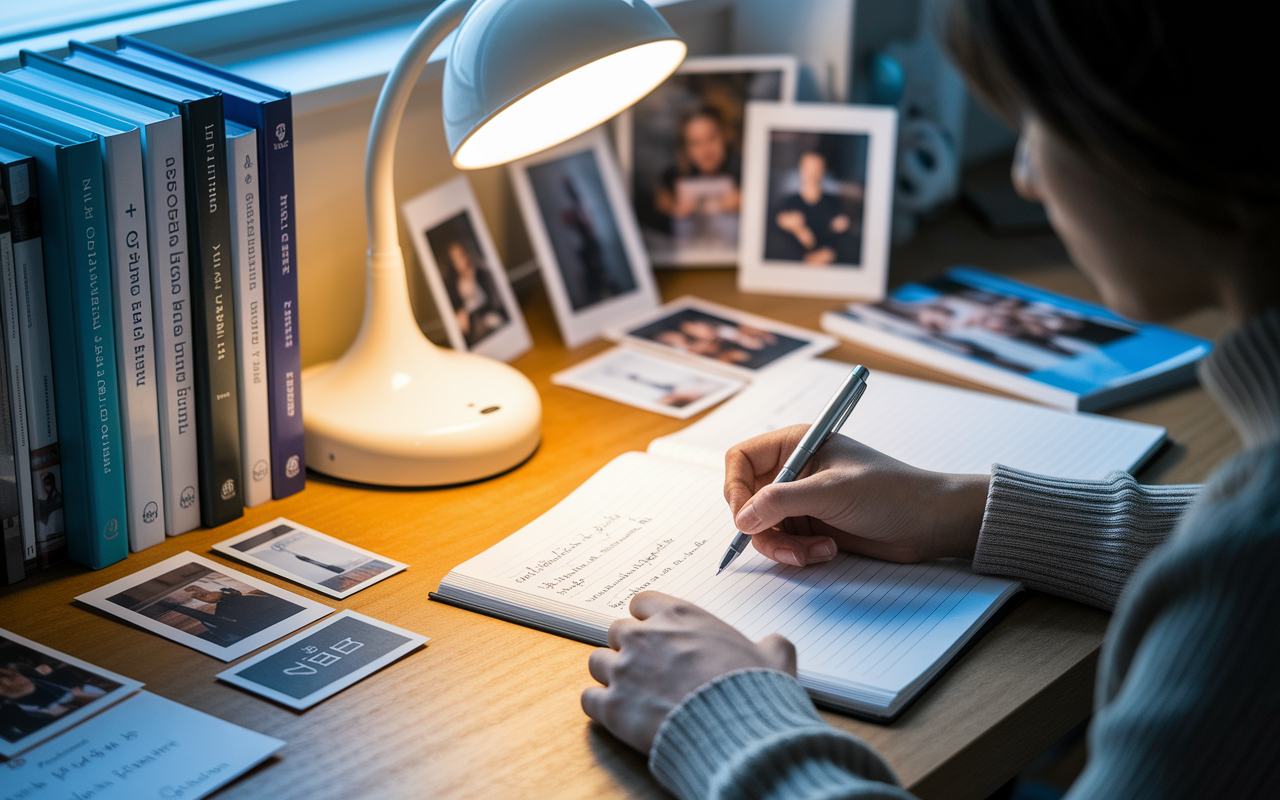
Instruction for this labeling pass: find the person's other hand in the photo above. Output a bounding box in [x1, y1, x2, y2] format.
[830, 213, 851, 233]
[582, 591, 795, 753]
[725, 425, 989, 566]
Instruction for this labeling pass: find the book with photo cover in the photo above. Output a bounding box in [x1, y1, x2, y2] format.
[821, 266, 1213, 412]
[434, 358, 1168, 720]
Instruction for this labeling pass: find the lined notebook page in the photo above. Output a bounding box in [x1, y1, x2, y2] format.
[447, 452, 1018, 704]
[648, 358, 1166, 478]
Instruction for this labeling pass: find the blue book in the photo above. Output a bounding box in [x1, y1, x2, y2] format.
[14, 51, 204, 537]
[820, 266, 1213, 412]
[0, 77, 167, 554]
[62, 41, 245, 529]
[0, 120, 129, 569]
[115, 36, 305, 500]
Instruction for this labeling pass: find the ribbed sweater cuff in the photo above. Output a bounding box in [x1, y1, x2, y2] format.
[973, 465, 1199, 610]
[650, 669, 909, 800]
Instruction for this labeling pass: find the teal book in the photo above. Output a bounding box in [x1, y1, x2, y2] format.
[0, 120, 129, 569]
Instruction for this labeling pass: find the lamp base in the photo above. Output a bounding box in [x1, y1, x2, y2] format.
[302, 341, 541, 487]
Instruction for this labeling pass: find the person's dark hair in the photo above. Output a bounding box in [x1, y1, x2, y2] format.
[945, 0, 1280, 235]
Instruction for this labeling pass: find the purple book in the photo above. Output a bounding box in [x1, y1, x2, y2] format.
[115, 36, 305, 498]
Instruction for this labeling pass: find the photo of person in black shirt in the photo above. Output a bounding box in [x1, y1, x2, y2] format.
[0, 635, 122, 747]
[763, 131, 868, 267]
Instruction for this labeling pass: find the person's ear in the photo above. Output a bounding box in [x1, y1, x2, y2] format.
[1011, 128, 1042, 202]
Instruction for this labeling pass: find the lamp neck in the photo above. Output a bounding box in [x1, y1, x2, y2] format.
[365, 0, 477, 259]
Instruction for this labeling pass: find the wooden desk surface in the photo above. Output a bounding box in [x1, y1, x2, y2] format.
[0, 212, 1237, 800]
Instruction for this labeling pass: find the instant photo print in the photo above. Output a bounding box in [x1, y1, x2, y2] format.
[0, 628, 142, 757]
[739, 102, 897, 299]
[403, 176, 532, 363]
[615, 54, 799, 267]
[604, 296, 837, 380]
[509, 127, 660, 348]
[214, 518, 408, 599]
[76, 553, 332, 661]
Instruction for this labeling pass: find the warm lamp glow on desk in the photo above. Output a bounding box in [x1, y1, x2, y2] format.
[302, 0, 686, 486]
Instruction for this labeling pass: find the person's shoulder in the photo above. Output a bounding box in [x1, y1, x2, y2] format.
[1177, 440, 1280, 553]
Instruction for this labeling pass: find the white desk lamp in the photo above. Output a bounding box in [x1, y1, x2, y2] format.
[302, 0, 686, 486]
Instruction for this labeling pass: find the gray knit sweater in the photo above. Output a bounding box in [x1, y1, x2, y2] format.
[649, 307, 1280, 800]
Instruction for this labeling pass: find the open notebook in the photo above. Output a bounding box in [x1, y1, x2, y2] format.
[434, 359, 1167, 720]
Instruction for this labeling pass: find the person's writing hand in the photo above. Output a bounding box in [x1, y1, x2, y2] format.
[775, 210, 816, 249]
[724, 425, 989, 567]
[581, 591, 795, 753]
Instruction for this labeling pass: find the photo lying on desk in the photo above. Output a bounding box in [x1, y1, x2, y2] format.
[853, 272, 1139, 374]
[605, 296, 837, 379]
[0, 628, 142, 757]
[614, 54, 798, 267]
[510, 127, 660, 348]
[216, 611, 428, 711]
[552, 348, 746, 419]
[213, 517, 408, 600]
[76, 553, 332, 661]
[402, 176, 531, 363]
[739, 103, 897, 300]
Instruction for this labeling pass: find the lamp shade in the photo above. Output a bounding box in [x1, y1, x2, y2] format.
[444, 0, 685, 168]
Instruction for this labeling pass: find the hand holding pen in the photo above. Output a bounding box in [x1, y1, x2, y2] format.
[720, 368, 992, 570]
[716, 366, 870, 574]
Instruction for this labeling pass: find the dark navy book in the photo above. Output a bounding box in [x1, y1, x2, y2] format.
[115, 36, 305, 500]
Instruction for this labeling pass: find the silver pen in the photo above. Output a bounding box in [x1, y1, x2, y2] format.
[716, 365, 870, 575]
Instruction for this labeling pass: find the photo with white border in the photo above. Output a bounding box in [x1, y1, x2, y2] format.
[614, 54, 799, 267]
[552, 347, 745, 419]
[213, 517, 408, 600]
[739, 102, 897, 299]
[216, 611, 428, 710]
[509, 127, 660, 348]
[605, 295, 837, 379]
[0, 628, 142, 757]
[76, 553, 332, 662]
[402, 176, 532, 363]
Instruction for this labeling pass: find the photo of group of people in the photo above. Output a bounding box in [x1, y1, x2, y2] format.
[856, 275, 1138, 374]
[629, 308, 808, 371]
[0, 630, 138, 756]
[620, 56, 796, 265]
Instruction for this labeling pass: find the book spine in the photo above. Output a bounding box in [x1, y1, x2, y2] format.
[4, 158, 66, 568]
[257, 98, 305, 498]
[49, 143, 129, 569]
[181, 95, 243, 527]
[0, 311, 21, 583]
[145, 118, 201, 536]
[0, 188, 36, 571]
[227, 128, 271, 506]
[103, 130, 165, 551]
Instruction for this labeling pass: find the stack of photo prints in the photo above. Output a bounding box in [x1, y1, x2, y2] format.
[401, 54, 898, 417]
[2, 520, 422, 799]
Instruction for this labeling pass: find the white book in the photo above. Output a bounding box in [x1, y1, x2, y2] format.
[0, 217, 35, 567]
[3, 159, 65, 568]
[226, 123, 271, 506]
[143, 118, 201, 535]
[100, 125, 166, 551]
[435, 358, 1168, 720]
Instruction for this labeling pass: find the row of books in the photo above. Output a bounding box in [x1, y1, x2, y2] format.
[0, 38, 306, 579]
